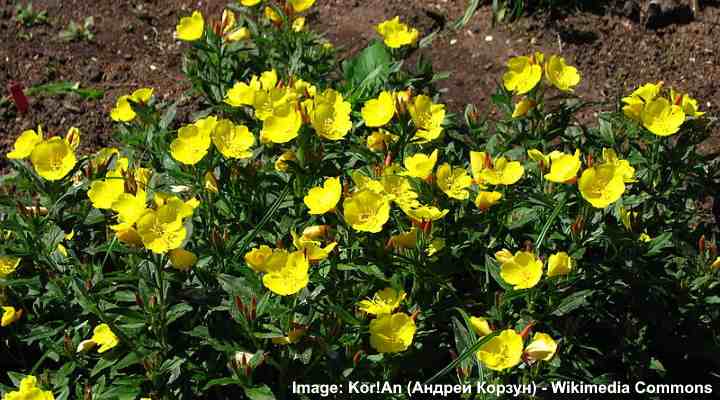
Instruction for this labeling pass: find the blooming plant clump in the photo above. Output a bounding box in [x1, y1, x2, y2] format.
[1, 1, 719, 399]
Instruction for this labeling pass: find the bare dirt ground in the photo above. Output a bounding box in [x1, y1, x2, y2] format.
[0, 0, 718, 169]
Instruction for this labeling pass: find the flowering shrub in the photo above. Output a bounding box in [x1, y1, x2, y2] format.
[2, 1, 719, 399]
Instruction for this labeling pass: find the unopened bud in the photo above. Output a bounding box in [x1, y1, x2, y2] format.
[699, 235, 706, 253]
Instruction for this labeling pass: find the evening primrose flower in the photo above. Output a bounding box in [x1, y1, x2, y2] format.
[578, 164, 625, 208]
[403, 149, 438, 179]
[499, 250, 543, 290]
[641, 97, 685, 137]
[544, 149, 581, 183]
[264, 6, 281, 23]
[401, 204, 448, 222]
[290, 230, 337, 262]
[262, 250, 310, 296]
[544, 55, 581, 92]
[408, 95, 445, 142]
[547, 251, 572, 277]
[376, 17, 419, 49]
[710, 257, 720, 270]
[288, 0, 316, 12]
[111, 189, 148, 227]
[672, 90, 704, 117]
[621, 82, 663, 121]
[436, 163, 472, 200]
[244, 245, 275, 273]
[176, 11, 204, 41]
[476, 329, 523, 371]
[469, 316, 493, 337]
[292, 17, 305, 32]
[1, 306, 22, 327]
[426, 238, 445, 256]
[362, 91, 395, 128]
[275, 150, 296, 172]
[135, 198, 192, 254]
[240, 0, 261, 6]
[6, 127, 42, 159]
[77, 323, 119, 353]
[211, 119, 255, 159]
[474, 191, 503, 211]
[308, 89, 352, 140]
[619, 207, 637, 231]
[272, 327, 306, 345]
[304, 177, 342, 215]
[2, 375, 54, 400]
[503, 52, 543, 95]
[358, 287, 406, 315]
[369, 312, 416, 353]
[524, 332, 557, 362]
[367, 130, 388, 152]
[602, 148, 635, 183]
[639, 232, 652, 242]
[30, 137, 76, 181]
[0, 256, 20, 278]
[169, 248, 197, 271]
[480, 156, 524, 186]
[261, 103, 302, 143]
[87, 158, 128, 209]
[512, 98, 536, 118]
[344, 190, 391, 233]
[170, 116, 217, 165]
[390, 228, 418, 249]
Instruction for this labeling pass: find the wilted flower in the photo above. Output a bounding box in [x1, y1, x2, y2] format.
[169, 248, 197, 271]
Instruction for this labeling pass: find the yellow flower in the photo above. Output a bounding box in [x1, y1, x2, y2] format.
[110, 96, 135, 122]
[260, 103, 302, 144]
[512, 98, 536, 118]
[403, 149, 438, 179]
[578, 164, 625, 208]
[135, 204, 188, 254]
[1, 306, 22, 327]
[400, 204, 448, 222]
[622, 82, 663, 121]
[469, 316, 492, 337]
[480, 156, 524, 186]
[619, 207, 636, 231]
[469, 151, 490, 184]
[262, 251, 310, 296]
[308, 89, 352, 141]
[503, 52, 543, 95]
[290, 230, 337, 262]
[474, 191, 502, 211]
[0, 256, 21, 278]
[343, 190, 391, 233]
[272, 327, 307, 345]
[304, 177, 342, 215]
[244, 245, 275, 273]
[710, 257, 720, 270]
[675, 91, 704, 117]
[367, 130, 388, 152]
[78, 323, 119, 353]
[547, 251, 572, 277]
[639, 232, 652, 242]
[476, 329, 523, 371]
[176, 11, 204, 41]
[111, 190, 148, 227]
[292, 17, 305, 32]
[369, 312, 416, 353]
[436, 163, 472, 200]
[494, 249, 514, 264]
[211, 119, 255, 159]
[171, 117, 217, 165]
[30, 137, 76, 181]
[264, 6, 281, 23]
[602, 148, 635, 183]
[204, 171, 219, 193]
[2, 375, 54, 400]
[275, 150, 296, 172]
[7, 128, 42, 159]
[376, 17, 419, 49]
[87, 158, 128, 209]
[641, 97, 685, 137]
[358, 287, 406, 315]
[115, 227, 143, 247]
[524, 332, 557, 362]
[408, 95, 445, 143]
[129, 87, 154, 104]
[64, 127, 81, 151]
[288, 0, 316, 12]
[499, 250, 543, 290]
[169, 248, 197, 271]
[544, 55, 580, 92]
[241, 0, 261, 6]
[362, 91, 395, 128]
[390, 228, 418, 249]
[544, 149, 581, 183]
[227, 26, 250, 41]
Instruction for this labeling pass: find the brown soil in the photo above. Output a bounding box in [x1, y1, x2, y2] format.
[1, 0, 719, 170]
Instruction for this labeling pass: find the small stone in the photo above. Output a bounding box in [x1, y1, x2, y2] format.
[485, 35, 493, 42]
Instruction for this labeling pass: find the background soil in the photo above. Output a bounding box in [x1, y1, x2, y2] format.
[0, 0, 719, 169]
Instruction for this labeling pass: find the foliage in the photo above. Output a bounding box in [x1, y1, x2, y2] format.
[1, 1, 719, 399]
[59, 17, 95, 43]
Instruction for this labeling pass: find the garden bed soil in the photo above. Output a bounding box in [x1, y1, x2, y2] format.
[1, 0, 719, 170]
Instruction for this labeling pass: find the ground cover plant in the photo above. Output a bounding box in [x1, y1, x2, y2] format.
[1, 1, 719, 399]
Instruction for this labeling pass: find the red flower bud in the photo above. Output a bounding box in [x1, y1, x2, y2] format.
[8, 81, 29, 114]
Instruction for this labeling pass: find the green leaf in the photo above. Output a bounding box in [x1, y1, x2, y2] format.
[552, 289, 594, 316]
[244, 385, 277, 400]
[342, 40, 392, 88]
